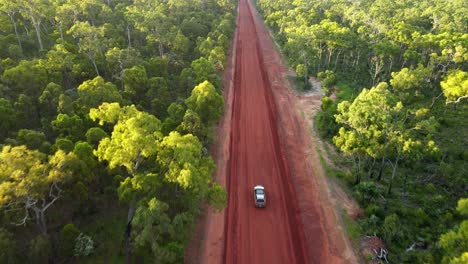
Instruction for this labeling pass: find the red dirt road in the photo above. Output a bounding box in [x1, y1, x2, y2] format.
[223, 0, 309, 263]
[189, 0, 359, 263]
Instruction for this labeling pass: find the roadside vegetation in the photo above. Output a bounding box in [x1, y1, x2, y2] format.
[255, 0, 467, 263]
[0, 0, 236, 263]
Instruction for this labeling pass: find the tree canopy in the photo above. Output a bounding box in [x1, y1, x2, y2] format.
[0, 0, 235, 262]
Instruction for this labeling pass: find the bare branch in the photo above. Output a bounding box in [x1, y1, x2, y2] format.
[42, 182, 62, 212]
[11, 205, 29, 226]
[446, 95, 468, 105]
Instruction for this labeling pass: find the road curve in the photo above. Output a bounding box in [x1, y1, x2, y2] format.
[223, 0, 309, 263]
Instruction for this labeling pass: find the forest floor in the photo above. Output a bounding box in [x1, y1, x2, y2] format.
[186, 0, 359, 263]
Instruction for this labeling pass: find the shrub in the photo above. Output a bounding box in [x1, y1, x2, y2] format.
[0, 228, 16, 263]
[382, 214, 401, 243]
[29, 234, 51, 264]
[317, 70, 337, 96]
[354, 181, 379, 206]
[61, 223, 81, 258]
[74, 233, 94, 257]
[315, 97, 338, 138]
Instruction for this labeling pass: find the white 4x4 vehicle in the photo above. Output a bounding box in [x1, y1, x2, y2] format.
[253, 185, 266, 208]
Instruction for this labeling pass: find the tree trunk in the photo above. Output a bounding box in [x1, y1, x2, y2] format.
[158, 41, 164, 57]
[124, 151, 144, 263]
[403, 173, 409, 196]
[387, 59, 393, 79]
[354, 51, 360, 73]
[125, 198, 137, 264]
[355, 156, 362, 185]
[30, 16, 43, 51]
[88, 55, 100, 76]
[9, 13, 23, 54]
[33, 207, 47, 234]
[302, 47, 308, 86]
[327, 49, 333, 69]
[378, 156, 385, 181]
[369, 157, 376, 179]
[333, 49, 342, 72]
[127, 25, 132, 48]
[387, 157, 399, 195]
[59, 23, 64, 40]
[316, 45, 322, 73]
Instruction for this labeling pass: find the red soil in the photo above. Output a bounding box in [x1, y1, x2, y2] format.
[190, 0, 359, 263]
[223, 0, 309, 263]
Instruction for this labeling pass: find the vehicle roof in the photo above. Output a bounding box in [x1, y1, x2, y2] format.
[254, 185, 264, 190]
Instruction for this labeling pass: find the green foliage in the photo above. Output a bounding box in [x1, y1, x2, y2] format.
[29, 234, 51, 264]
[162, 103, 185, 135]
[317, 70, 337, 96]
[2, 60, 47, 97]
[441, 70, 468, 105]
[85, 127, 107, 145]
[450, 252, 468, 264]
[382, 213, 401, 243]
[258, 0, 466, 262]
[39, 82, 64, 118]
[185, 81, 224, 128]
[77, 77, 124, 113]
[73, 141, 96, 169]
[52, 114, 84, 141]
[0, 146, 47, 206]
[0, 145, 89, 234]
[354, 181, 378, 206]
[315, 96, 338, 138]
[74, 233, 94, 257]
[191, 58, 220, 89]
[457, 199, 468, 215]
[55, 138, 74, 152]
[439, 198, 468, 264]
[0, 0, 236, 260]
[206, 183, 228, 212]
[157, 131, 215, 192]
[177, 109, 205, 140]
[90, 102, 161, 173]
[440, 221, 468, 264]
[390, 66, 431, 103]
[131, 198, 187, 263]
[0, 98, 15, 140]
[295, 64, 306, 79]
[0, 228, 16, 263]
[123, 65, 148, 100]
[61, 223, 81, 258]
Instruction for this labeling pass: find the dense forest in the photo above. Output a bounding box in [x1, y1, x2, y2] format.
[0, 0, 236, 263]
[255, 0, 467, 263]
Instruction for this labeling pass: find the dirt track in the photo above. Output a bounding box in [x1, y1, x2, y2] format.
[223, 0, 309, 263]
[190, 0, 359, 263]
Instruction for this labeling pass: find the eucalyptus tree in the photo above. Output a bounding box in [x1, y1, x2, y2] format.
[17, 0, 51, 51]
[38, 82, 64, 120]
[0, 98, 15, 140]
[105, 47, 142, 89]
[440, 70, 468, 105]
[125, 0, 169, 57]
[0, 146, 86, 234]
[76, 76, 124, 113]
[334, 82, 438, 191]
[439, 198, 468, 264]
[68, 21, 107, 76]
[90, 102, 225, 262]
[2, 59, 48, 98]
[0, 0, 22, 53]
[89, 102, 162, 262]
[131, 131, 225, 260]
[185, 80, 224, 128]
